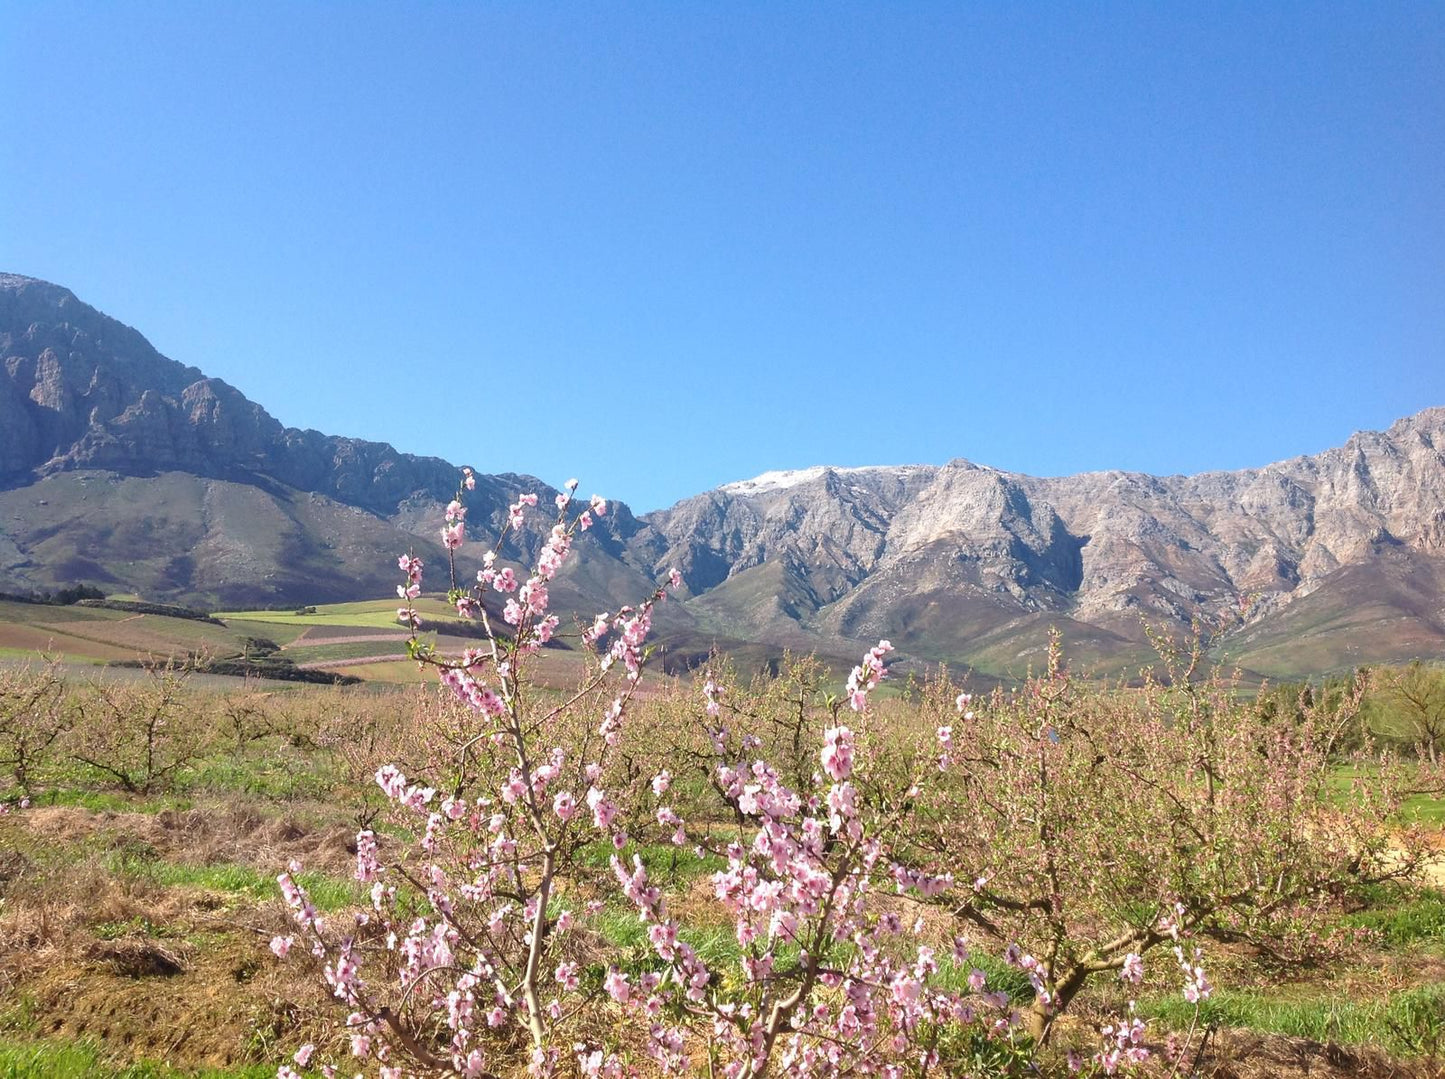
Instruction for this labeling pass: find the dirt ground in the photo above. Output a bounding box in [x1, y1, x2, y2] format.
[0, 803, 346, 1070]
[2, 801, 1443, 1077]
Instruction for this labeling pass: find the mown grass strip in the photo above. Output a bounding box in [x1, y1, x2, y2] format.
[0, 1037, 276, 1078]
[1143, 983, 1445, 1057]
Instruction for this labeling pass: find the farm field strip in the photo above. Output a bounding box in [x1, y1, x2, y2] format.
[0, 621, 139, 662]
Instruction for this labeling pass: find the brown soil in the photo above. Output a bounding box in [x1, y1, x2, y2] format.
[0, 855, 328, 1069]
[1196, 1029, 1444, 1078]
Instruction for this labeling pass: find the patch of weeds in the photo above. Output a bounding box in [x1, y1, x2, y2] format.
[589, 905, 742, 974]
[1146, 990, 1376, 1047]
[927, 1023, 1037, 1078]
[242, 998, 304, 1065]
[0, 995, 40, 1037]
[0, 1036, 278, 1077]
[105, 850, 357, 911]
[185, 753, 335, 801]
[1383, 983, 1445, 1058]
[89, 916, 176, 942]
[590, 906, 649, 951]
[1341, 887, 1445, 947]
[1143, 983, 1445, 1057]
[1400, 791, 1445, 825]
[933, 953, 1035, 1004]
[578, 839, 725, 881]
[592, 906, 738, 963]
[28, 788, 192, 815]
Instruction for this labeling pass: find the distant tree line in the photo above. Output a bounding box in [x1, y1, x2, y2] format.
[0, 584, 107, 606]
[1257, 663, 1445, 764]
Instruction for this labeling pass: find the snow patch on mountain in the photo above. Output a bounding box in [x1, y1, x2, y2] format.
[720, 465, 931, 497]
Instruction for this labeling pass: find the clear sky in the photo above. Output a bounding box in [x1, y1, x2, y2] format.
[2, 3, 1442, 513]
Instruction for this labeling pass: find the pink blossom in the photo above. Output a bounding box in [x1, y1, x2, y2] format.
[821, 726, 855, 781]
[1121, 952, 1144, 985]
[587, 787, 617, 829]
[604, 968, 631, 1003]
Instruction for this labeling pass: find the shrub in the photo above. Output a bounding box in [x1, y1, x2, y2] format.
[67, 662, 213, 794]
[0, 658, 73, 796]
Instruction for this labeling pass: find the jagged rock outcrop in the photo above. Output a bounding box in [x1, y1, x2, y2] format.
[0, 274, 656, 612]
[0, 274, 471, 514]
[631, 410, 1445, 673]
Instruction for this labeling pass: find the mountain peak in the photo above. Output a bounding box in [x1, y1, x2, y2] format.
[719, 464, 933, 497]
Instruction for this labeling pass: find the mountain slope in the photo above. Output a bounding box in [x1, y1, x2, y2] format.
[633, 413, 1445, 678]
[0, 274, 664, 615]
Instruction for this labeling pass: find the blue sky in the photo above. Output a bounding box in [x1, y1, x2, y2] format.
[3, 3, 1441, 512]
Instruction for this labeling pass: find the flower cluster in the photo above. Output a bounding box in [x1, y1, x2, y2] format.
[844, 639, 891, 711]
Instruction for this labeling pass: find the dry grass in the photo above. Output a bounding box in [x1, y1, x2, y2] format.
[0, 663, 1442, 1076]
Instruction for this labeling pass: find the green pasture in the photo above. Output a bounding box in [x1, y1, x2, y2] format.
[280, 639, 411, 665]
[1327, 763, 1445, 824]
[216, 596, 459, 630]
[0, 1039, 277, 1079]
[0, 601, 132, 625]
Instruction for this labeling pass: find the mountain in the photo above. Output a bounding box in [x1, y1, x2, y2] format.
[631, 413, 1445, 677]
[0, 273, 660, 613]
[3, 272, 1443, 679]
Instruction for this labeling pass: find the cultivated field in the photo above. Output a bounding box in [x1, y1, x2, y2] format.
[0, 597, 602, 690]
[0, 632, 1443, 1078]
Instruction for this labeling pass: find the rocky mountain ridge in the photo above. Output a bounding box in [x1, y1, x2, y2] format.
[3, 272, 1442, 677]
[0, 274, 658, 610]
[2, 273, 486, 514]
[634, 408, 1445, 670]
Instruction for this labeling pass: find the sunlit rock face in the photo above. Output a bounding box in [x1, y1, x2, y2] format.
[637, 409, 1445, 671]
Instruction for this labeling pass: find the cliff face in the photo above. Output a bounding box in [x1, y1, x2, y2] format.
[0, 274, 659, 613]
[0, 274, 464, 513]
[632, 412, 1445, 674]
[4, 272, 1442, 677]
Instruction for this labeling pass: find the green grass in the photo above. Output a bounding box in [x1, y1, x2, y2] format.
[1402, 791, 1445, 824]
[1326, 763, 1445, 823]
[0, 602, 131, 625]
[1342, 887, 1445, 946]
[184, 753, 337, 800]
[0, 1037, 276, 1078]
[934, 953, 1035, 1004]
[105, 852, 359, 912]
[281, 640, 410, 664]
[0, 648, 104, 664]
[333, 659, 428, 682]
[217, 597, 460, 630]
[24, 787, 195, 814]
[578, 839, 726, 881]
[1143, 983, 1445, 1056]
